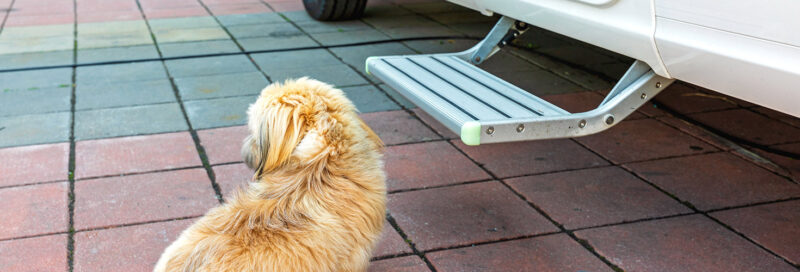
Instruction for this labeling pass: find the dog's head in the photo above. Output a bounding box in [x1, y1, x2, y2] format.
[242, 77, 383, 176]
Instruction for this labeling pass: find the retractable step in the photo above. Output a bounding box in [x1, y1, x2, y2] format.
[366, 16, 674, 145]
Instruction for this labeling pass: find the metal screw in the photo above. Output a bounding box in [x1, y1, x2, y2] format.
[474, 56, 481, 62]
[486, 126, 495, 135]
[640, 93, 647, 99]
[605, 115, 615, 125]
[516, 124, 525, 133]
[655, 82, 662, 88]
[578, 119, 587, 128]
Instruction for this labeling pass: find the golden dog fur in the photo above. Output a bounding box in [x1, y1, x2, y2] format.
[154, 78, 386, 272]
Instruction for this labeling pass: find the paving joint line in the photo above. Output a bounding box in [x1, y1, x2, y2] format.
[73, 215, 203, 233]
[65, 0, 78, 270]
[134, 0, 225, 204]
[0, 0, 15, 34]
[385, 213, 440, 272]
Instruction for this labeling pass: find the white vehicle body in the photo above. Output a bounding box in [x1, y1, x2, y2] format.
[448, 0, 800, 117]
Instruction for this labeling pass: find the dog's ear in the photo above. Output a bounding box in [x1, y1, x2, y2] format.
[249, 100, 308, 175]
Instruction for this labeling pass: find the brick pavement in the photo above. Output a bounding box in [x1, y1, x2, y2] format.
[0, 0, 798, 271]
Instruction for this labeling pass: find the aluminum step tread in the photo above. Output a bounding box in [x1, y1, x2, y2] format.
[368, 55, 568, 135]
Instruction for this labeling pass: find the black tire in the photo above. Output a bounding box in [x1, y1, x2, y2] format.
[303, 0, 367, 21]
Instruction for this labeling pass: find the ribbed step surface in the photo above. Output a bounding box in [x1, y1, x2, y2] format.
[367, 54, 568, 139]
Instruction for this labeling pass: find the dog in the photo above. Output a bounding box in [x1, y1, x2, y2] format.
[154, 78, 386, 272]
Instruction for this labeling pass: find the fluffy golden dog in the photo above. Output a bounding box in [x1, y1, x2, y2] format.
[154, 78, 386, 272]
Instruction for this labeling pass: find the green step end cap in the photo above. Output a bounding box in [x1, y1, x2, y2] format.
[460, 121, 481, 146]
[365, 57, 374, 75]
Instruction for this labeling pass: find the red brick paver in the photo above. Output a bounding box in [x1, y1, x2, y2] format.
[576, 214, 796, 272]
[576, 119, 716, 164]
[453, 139, 608, 178]
[369, 256, 430, 272]
[0, 143, 69, 187]
[506, 166, 690, 229]
[427, 234, 612, 272]
[0, 182, 68, 240]
[653, 83, 740, 114]
[211, 162, 252, 198]
[690, 109, 800, 146]
[74, 219, 194, 272]
[75, 132, 201, 179]
[412, 108, 458, 139]
[388, 181, 557, 251]
[360, 110, 440, 146]
[0, 234, 67, 272]
[385, 141, 489, 191]
[197, 126, 248, 165]
[542, 91, 645, 119]
[74, 169, 217, 230]
[625, 153, 800, 210]
[374, 220, 412, 259]
[712, 200, 800, 265]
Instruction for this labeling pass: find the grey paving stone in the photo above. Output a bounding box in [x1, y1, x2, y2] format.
[0, 112, 70, 148]
[329, 43, 415, 75]
[0, 87, 71, 117]
[153, 27, 229, 43]
[148, 16, 220, 30]
[75, 79, 177, 110]
[478, 51, 541, 73]
[279, 11, 316, 22]
[402, 39, 476, 54]
[363, 14, 440, 29]
[77, 45, 160, 64]
[158, 40, 241, 58]
[76, 61, 168, 85]
[399, 1, 473, 14]
[362, 4, 413, 17]
[380, 25, 461, 39]
[0, 50, 73, 70]
[426, 11, 495, 24]
[78, 21, 148, 35]
[295, 20, 372, 34]
[74, 103, 188, 140]
[226, 22, 303, 39]
[538, 45, 619, 67]
[77, 31, 154, 50]
[266, 64, 368, 87]
[309, 29, 389, 46]
[378, 84, 416, 109]
[216, 13, 287, 26]
[251, 49, 341, 73]
[184, 95, 256, 129]
[0, 68, 72, 91]
[448, 22, 493, 37]
[237, 36, 318, 51]
[165, 55, 257, 78]
[174, 72, 268, 100]
[0, 35, 74, 54]
[341, 85, 400, 113]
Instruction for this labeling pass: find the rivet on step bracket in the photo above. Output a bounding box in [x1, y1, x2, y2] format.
[578, 119, 587, 128]
[655, 82, 662, 88]
[605, 115, 615, 125]
[640, 93, 647, 99]
[516, 124, 525, 133]
[474, 56, 481, 62]
[486, 126, 495, 135]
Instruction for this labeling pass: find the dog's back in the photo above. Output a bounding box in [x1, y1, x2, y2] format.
[154, 78, 386, 272]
